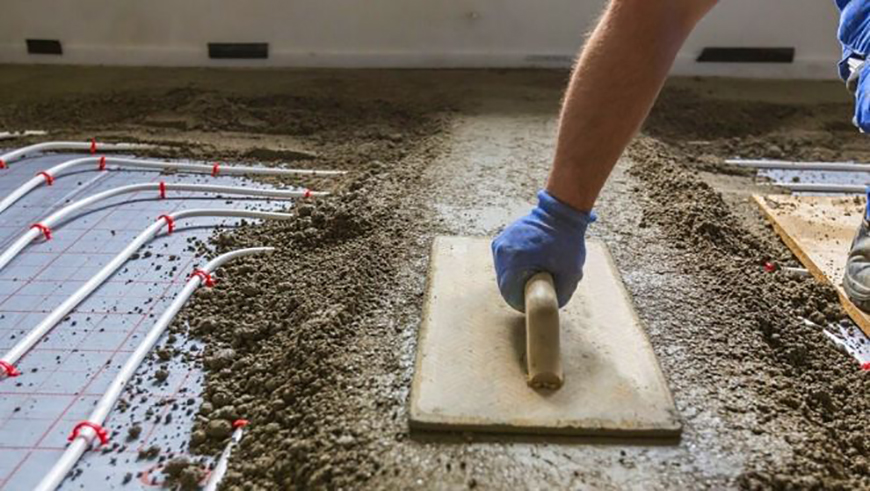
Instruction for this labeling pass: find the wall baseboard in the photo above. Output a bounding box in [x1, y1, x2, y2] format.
[0, 45, 841, 80]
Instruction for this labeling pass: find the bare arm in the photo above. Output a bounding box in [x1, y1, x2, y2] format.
[492, 0, 718, 310]
[547, 0, 719, 212]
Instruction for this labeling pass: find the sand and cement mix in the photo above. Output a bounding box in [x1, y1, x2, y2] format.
[0, 67, 867, 490]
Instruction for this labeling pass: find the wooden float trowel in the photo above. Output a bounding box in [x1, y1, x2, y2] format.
[408, 236, 681, 437]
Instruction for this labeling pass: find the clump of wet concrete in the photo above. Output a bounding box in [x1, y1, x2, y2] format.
[153, 368, 169, 383]
[126, 424, 142, 441]
[137, 445, 161, 461]
[627, 136, 869, 490]
[163, 457, 207, 491]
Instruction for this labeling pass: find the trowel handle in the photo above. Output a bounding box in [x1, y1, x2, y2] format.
[524, 272, 563, 389]
[525, 272, 556, 304]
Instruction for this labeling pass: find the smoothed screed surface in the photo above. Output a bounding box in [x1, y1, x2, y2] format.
[410, 236, 681, 437]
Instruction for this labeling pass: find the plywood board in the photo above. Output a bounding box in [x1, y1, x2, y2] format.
[409, 237, 681, 437]
[753, 194, 870, 337]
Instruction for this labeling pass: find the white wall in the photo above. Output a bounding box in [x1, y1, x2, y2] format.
[0, 0, 843, 78]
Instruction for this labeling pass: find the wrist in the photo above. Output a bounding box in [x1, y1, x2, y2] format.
[544, 172, 597, 213]
[537, 190, 596, 229]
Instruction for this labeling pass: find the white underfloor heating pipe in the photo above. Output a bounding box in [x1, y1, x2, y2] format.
[770, 183, 865, 194]
[0, 209, 295, 378]
[0, 130, 47, 141]
[726, 159, 870, 172]
[33, 247, 273, 491]
[0, 141, 154, 167]
[0, 182, 323, 273]
[203, 420, 249, 491]
[0, 156, 345, 215]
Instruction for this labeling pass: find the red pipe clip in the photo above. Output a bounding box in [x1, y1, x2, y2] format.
[862, 361, 870, 371]
[303, 189, 312, 199]
[0, 159, 6, 169]
[158, 181, 167, 199]
[191, 269, 216, 288]
[212, 163, 221, 177]
[37, 172, 54, 186]
[68, 421, 109, 446]
[90, 138, 97, 154]
[158, 215, 175, 234]
[233, 419, 249, 429]
[98, 156, 107, 171]
[31, 223, 52, 241]
[0, 361, 21, 378]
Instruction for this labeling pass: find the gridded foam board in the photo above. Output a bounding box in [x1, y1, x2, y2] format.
[0, 151, 289, 489]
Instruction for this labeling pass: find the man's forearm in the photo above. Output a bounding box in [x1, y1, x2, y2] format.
[547, 0, 718, 212]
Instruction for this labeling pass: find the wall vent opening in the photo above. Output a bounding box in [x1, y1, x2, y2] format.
[208, 43, 268, 59]
[27, 39, 63, 55]
[697, 47, 795, 63]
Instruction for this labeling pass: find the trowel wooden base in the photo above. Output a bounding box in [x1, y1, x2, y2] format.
[409, 236, 681, 437]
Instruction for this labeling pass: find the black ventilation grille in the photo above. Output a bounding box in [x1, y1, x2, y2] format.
[208, 43, 268, 59]
[26, 39, 63, 55]
[697, 47, 795, 63]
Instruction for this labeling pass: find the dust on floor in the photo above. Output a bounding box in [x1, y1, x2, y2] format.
[0, 66, 867, 490]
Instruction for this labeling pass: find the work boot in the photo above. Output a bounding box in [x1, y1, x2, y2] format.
[844, 193, 870, 311]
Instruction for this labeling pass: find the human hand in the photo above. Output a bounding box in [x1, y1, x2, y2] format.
[491, 190, 595, 312]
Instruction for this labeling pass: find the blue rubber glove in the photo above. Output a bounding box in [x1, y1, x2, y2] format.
[491, 190, 595, 312]
[835, 0, 870, 131]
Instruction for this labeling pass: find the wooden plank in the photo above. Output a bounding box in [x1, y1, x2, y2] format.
[753, 194, 870, 337]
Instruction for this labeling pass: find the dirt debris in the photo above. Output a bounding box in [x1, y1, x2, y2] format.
[126, 424, 142, 441]
[163, 457, 208, 491]
[137, 445, 161, 461]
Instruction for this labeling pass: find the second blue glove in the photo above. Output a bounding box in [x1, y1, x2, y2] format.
[491, 190, 595, 312]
